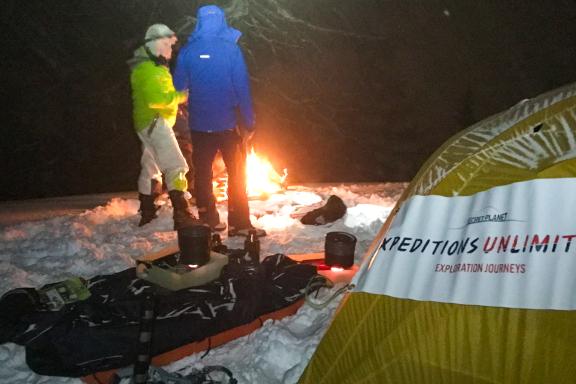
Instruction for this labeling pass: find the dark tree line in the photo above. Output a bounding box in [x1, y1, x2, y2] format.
[2, 0, 576, 200]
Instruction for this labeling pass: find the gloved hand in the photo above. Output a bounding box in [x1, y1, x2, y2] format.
[238, 128, 255, 145]
[178, 90, 189, 103]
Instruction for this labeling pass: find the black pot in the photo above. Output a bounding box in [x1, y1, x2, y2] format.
[178, 225, 212, 266]
[324, 231, 356, 268]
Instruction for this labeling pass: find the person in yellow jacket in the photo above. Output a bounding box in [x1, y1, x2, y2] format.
[128, 24, 197, 229]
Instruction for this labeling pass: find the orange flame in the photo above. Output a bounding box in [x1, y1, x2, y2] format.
[245, 147, 287, 198]
[213, 148, 287, 201]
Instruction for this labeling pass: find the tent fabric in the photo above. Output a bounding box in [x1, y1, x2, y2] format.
[412, 83, 576, 197]
[299, 82, 576, 384]
[301, 294, 576, 384]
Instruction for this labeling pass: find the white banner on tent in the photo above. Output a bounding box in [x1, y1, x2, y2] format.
[353, 178, 576, 310]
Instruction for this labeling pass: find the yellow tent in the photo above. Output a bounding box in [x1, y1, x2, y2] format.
[299, 83, 576, 384]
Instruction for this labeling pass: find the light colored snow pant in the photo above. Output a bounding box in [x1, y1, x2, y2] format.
[137, 117, 189, 195]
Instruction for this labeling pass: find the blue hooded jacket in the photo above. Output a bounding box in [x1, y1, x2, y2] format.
[173, 5, 255, 133]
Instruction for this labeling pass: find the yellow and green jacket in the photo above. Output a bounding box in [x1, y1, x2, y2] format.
[128, 47, 187, 132]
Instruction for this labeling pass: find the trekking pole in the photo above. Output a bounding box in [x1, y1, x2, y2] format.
[133, 291, 156, 384]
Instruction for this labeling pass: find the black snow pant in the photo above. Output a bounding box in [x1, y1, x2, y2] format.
[190, 129, 251, 229]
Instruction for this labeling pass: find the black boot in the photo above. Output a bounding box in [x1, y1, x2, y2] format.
[198, 207, 227, 232]
[169, 190, 201, 230]
[138, 179, 163, 227]
[138, 193, 159, 226]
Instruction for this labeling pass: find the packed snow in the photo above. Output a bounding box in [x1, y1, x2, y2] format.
[0, 183, 405, 384]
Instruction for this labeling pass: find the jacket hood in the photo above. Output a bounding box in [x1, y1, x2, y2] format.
[127, 46, 150, 69]
[190, 5, 241, 43]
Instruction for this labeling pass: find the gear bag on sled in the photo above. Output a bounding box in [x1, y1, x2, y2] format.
[0, 251, 317, 377]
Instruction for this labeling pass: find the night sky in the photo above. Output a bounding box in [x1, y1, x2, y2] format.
[2, 0, 576, 201]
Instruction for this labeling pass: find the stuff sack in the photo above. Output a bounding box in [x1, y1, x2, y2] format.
[301, 195, 347, 225]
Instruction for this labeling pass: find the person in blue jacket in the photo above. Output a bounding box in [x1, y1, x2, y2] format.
[174, 5, 265, 237]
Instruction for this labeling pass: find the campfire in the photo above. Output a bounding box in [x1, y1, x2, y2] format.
[245, 147, 287, 198]
[213, 147, 287, 201]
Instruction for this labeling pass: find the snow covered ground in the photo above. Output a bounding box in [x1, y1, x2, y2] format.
[0, 183, 405, 384]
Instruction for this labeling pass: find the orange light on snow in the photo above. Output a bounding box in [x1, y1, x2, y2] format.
[246, 147, 287, 198]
